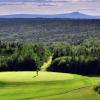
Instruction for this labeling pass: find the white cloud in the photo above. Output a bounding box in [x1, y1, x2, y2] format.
[0, 0, 100, 15]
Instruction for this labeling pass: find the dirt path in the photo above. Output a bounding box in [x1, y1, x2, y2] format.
[41, 56, 52, 71]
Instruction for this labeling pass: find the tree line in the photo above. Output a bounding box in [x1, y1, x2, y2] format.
[0, 39, 100, 75]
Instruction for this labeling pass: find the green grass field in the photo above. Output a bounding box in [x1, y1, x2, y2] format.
[0, 72, 100, 100]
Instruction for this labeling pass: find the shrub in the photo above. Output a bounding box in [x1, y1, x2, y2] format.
[93, 84, 100, 94]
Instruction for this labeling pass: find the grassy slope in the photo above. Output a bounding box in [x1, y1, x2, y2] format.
[0, 72, 99, 100]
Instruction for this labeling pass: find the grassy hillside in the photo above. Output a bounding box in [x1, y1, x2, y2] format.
[0, 19, 100, 43]
[0, 72, 99, 100]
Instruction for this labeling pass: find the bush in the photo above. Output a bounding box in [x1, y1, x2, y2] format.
[93, 84, 100, 94]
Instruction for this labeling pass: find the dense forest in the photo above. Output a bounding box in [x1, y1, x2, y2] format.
[0, 18, 100, 44]
[0, 39, 100, 75]
[48, 39, 100, 75]
[0, 18, 100, 75]
[0, 41, 50, 71]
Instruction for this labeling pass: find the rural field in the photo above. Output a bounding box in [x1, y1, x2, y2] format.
[0, 72, 100, 100]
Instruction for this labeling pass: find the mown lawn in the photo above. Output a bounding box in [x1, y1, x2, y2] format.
[0, 72, 100, 100]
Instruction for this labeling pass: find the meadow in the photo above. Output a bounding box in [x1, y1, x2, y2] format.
[0, 72, 100, 100]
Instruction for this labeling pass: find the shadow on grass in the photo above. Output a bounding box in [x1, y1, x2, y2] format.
[32, 75, 38, 78]
[0, 81, 7, 87]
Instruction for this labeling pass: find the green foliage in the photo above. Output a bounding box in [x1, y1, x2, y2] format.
[52, 39, 100, 60]
[0, 41, 51, 71]
[0, 39, 100, 75]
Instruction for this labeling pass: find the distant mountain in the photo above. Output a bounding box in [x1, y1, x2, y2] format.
[0, 12, 100, 19]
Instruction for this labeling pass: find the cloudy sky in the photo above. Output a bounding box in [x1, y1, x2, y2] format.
[0, 0, 100, 15]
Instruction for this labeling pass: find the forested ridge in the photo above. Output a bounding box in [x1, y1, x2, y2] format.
[0, 18, 100, 44]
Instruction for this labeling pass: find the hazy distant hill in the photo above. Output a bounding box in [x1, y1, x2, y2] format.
[0, 12, 100, 19]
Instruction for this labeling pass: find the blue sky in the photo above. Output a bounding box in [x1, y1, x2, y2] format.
[0, 0, 100, 15]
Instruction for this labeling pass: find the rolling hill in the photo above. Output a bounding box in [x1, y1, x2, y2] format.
[0, 12, 100, 19]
